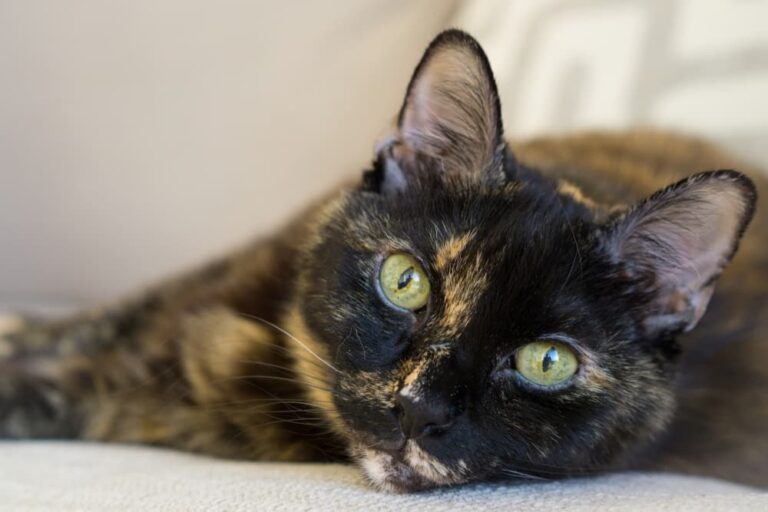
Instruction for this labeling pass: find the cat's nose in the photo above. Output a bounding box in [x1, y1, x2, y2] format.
[395, 391, 457, 440]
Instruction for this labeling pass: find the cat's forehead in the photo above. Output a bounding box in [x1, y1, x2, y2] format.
[341, 180, 587, 262]
[334, 183, 592, 338]
[431, 230, 491, 338]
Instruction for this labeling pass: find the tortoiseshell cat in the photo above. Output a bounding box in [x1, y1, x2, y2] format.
[1, 31, 766, 492]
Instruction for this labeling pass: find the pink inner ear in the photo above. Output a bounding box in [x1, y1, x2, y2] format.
[614, 174, 753, 333]
[630, 181, 748, 291]
[399, 43, 500, 176]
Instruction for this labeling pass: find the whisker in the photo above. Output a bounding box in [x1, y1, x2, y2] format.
[215, 397, 332, 407]
[230, 374, 336, 394]
[502, 457, 607, 476]
[253, 417, 335, 429]
[239, 313, 340, 374]
[554, 192, 583, 286]
[500, 468, 550, 481]
[236, 359, 335, 388]
[181, 332, 328, 372]
[238, 359, 302, 375]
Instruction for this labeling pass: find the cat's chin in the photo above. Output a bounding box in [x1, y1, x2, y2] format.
[354, 442, 467, 493]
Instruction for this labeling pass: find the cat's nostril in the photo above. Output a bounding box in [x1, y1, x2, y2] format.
[389, 405, 403, 427]
[395, 393, 456, 440]
[420, 421, 452, 438]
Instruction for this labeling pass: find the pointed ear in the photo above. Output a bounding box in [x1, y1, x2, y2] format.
[604, 171, 757, 337]
[373, 30, 505, 194]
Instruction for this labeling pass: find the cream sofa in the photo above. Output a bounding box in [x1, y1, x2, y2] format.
[1, 1, 767, 510]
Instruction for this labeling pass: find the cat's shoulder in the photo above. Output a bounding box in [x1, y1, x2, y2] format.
[512, 129, 766, 206]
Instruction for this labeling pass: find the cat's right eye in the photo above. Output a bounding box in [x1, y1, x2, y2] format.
[378, 253, 430, 311]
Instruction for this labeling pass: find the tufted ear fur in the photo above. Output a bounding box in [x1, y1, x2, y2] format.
[372, 30, 505, 194]
[604, 170, 757, 337]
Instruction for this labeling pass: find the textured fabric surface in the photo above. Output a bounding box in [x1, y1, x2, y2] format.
[0, 442, 764, 512]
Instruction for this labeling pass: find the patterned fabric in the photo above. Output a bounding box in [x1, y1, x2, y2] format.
[455, 0, 768, 167]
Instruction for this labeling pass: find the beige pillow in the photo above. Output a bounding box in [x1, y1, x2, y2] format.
[0, 1, 459, 310]
[455, 0, 768, 166]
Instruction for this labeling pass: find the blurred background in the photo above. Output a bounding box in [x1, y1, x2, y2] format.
[1, 0, 767, 314]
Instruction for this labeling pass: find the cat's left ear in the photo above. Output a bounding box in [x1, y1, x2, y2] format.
[372, 30, 505, 194]
[604, 171, 757, 337]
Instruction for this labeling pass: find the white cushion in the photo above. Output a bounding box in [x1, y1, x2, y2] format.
[0, 442, 764, 511]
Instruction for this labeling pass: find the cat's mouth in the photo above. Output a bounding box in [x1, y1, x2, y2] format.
[353, 441, 467, 492]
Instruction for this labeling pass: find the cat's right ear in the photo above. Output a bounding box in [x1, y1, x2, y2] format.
[365, 30, 505, 195]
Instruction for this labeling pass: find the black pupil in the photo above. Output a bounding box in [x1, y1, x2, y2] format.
[397, 267, 414, 290]
[542, 347, 559, 373]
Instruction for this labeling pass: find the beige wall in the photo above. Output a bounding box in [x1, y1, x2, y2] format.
[0, 1, 459, 310]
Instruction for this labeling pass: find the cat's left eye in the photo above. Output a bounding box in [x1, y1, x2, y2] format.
[515, 341, 579, 388]
[378, 253, 430, 311]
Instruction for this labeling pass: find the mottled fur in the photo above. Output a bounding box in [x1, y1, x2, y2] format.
[1, 31, 766, 492]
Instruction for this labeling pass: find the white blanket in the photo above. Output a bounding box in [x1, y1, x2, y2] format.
[0, 442, 764, 511]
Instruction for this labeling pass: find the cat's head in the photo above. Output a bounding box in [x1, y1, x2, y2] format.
[285, 30, 757, 491]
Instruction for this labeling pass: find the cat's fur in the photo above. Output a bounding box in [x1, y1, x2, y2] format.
[1, 31, 766, 492]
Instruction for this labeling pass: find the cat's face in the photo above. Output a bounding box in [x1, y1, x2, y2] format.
[288, 31, 756, 492]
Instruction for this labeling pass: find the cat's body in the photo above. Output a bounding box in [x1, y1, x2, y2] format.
[2, 31, 766, 491]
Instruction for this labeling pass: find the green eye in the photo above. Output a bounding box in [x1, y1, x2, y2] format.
[379, 253, 430, 311]
[515, 341, 579, 387]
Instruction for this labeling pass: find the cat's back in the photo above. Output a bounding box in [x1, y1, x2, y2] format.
[515, 130, 768, 486]
[514, 130, 768, 290]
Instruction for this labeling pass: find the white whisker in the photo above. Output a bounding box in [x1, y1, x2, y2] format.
[240, 313, 340, 374]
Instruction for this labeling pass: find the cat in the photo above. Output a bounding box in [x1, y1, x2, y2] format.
[1, 30, 766, 493]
